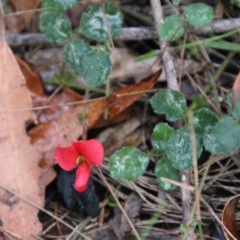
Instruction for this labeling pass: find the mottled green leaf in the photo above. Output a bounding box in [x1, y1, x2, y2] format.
[63, 40, 91, 76]
[204, 116, 240, 155]
[150, 90, 186, 122]
[155, 158, 179, 191]
[193, 108, 218, 136]
[42, 0, 79, 11]
[183, 3, 214, 28]
[109, 147, 149, 181]
[159, 15, 184, 41]
[81, 49, 112, 86]
[166, 127, 202, 170]
[79, 2, 123, 42]
[39, 12, 71, 44]
[152, 123, 175, 153]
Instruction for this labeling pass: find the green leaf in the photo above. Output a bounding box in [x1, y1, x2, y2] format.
[204, 116, 240, 155]
[63, 40, 91, 76]
[204, 41, 240, 51]
[135, 50, 159, 62]
[42, 0, 79, 11]
[159, 15, 184, 41]
[166, 127, 202, 170]
[39, 12, 71, 44]
[150, 90, 186, 122]
[230, 0, 240, 7]
[81, 49, 112, 86]
[193, 108, 218, 136]
[79, 2, 123, 42]
[183, 3, 214, 28]
[109, 147, 149, 181]
[152, 123, 175, 153]
[155, 158, 179, 191]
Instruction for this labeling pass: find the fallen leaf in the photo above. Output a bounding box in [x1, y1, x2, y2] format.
[16, 55, 44, 96]
[29, 96, 114, 186]
[109, 193, 143, 238]
[0, 5, 43, 239]
[222, 194, 240, 240]
[109, 69, 162, 118]
[4, 0, 40, 33]
[92, 106, 133, 129]
[92, 69, 162, 129]
[36, 88, 84, 123]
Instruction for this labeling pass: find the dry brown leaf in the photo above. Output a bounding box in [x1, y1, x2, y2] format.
[0, 6, 43, 239]
[109, 193, 142, 238]
[222, 194, 240, 240]
[4, 0, 40, 33]
[36, 88, 84, 123]
[16, 55, 44, 96]
[92, 69, 161, 130]
[109, 69, 162, 118]
[29, 96, 114, 186]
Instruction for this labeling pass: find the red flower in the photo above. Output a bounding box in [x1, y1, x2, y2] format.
[54, 139, 104, 192]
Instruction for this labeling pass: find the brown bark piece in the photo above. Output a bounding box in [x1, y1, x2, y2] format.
[0, 10, 43, 239]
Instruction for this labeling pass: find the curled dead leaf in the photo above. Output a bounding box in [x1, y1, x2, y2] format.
[222, 194, 240, 240]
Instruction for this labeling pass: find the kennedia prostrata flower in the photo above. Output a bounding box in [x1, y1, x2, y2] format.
[54, 139, 104, 192]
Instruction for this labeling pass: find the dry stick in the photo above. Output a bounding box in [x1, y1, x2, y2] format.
[149, 1, 193, 239]
[97, 167, 141, 239]
[5, 18, 240, 46]
[188, 111, 204, 240]
[0, 185, 91, 240]
[150, 0, 178, 91]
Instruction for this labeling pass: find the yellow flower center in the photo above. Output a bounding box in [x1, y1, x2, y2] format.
[76, 156, 88, 165]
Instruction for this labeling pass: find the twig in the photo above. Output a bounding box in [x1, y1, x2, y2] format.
[150, 0, 178, 91]
[5, 18, 240, 46]
[150, 1, 194, 239]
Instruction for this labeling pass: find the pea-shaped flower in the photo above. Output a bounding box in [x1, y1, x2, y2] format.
[55, 139, 104, 192]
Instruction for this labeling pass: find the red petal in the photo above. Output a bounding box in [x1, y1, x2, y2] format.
[75, 163, 90, 192]
[54, 143, 79, 171]
[73, 139, 104, 166]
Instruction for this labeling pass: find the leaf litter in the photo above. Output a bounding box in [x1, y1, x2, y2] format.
[0, 5, 43, 239]
[2, 1, 240, 239]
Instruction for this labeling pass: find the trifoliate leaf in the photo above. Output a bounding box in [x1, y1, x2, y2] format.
[39, 12, 71, 44]
[155, 158, 179, 191]
[63, 40, 91, 76]
[183, 3, 214, 28]
[166, 127, 202, 170]
[204, 116, 240, 155]
[42, 0, 79, 11]
[159, 15, 184, 41]
[109, 147, 149, 181]
[81, 49, 112, 86]
[152, 123, 175, 153]
[79, 2, 123, 42]
[150, 90, 186, 122]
